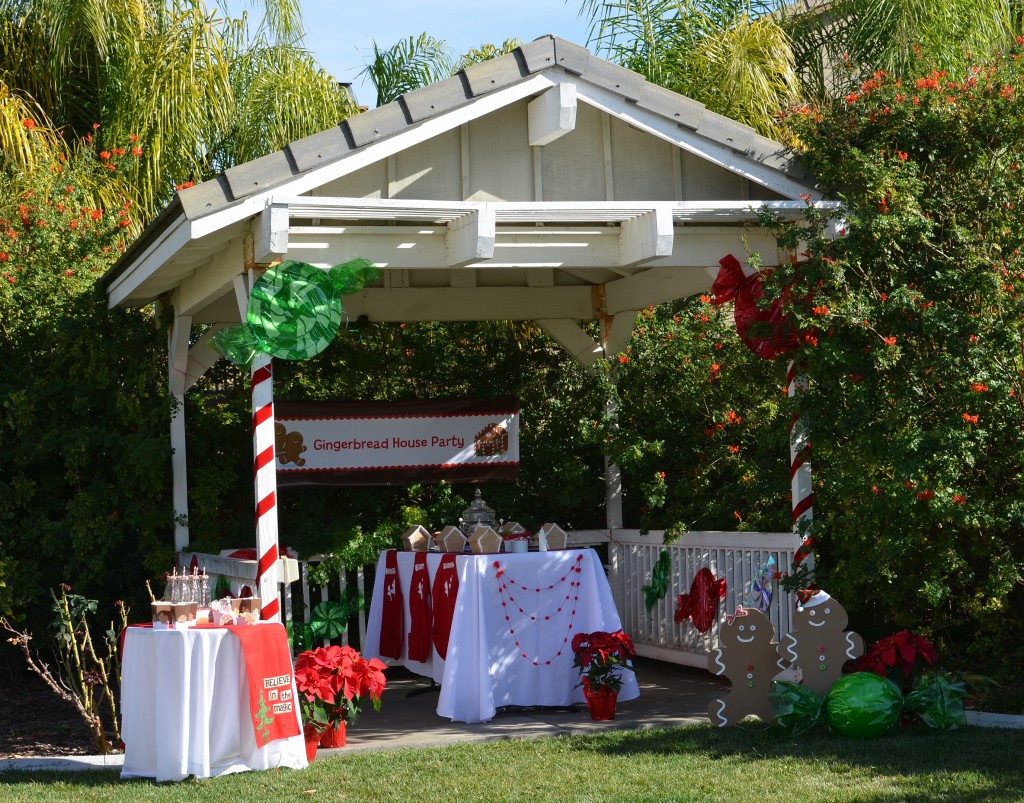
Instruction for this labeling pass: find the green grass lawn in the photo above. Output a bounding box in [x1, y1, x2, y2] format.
[3, 722, 1023, 802]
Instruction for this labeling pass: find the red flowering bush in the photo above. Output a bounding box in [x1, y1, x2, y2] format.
[571, 630, 636, 694]
[762, 42, 1024, 689]
[856, 631, 938, 694]
[294, 645, 387, 731]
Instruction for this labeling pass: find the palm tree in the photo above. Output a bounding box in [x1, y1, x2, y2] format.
[784, 0, 1019, 102]
[579, 1, 799, 137]
[580, 0, 1024, 122]
[358, 33, 455, 108]
[0, 0, 354, 221]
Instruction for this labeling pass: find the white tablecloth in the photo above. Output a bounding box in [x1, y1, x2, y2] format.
[363, 549, 640, 723]
[120, 626, 308, 781]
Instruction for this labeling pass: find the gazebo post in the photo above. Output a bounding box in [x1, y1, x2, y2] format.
[169, 312, 192, 552]
[250, 351, 281, 621]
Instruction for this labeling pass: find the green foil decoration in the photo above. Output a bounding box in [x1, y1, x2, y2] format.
[904, 673, 967, 731]
[328, 257, 381, 295]
[824, 672, 904, 739]
[642, 550, 672, 611]
[770, 681, 824, 737]
[247, 260, 343, 360]
[210, 322, 261, 367]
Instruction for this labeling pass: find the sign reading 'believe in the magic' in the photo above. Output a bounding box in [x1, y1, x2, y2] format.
[274, 397, 519, 487]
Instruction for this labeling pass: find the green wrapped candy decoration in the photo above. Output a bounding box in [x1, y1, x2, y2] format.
[825, 672, 904, 738]
[642, 550, 672, 611]
[328, 257, 381, 296]
[247, 260, 343, 360]
[210, 322, 262, 367]
[904, 673, 967, 731]
[770, 681, 824, 736]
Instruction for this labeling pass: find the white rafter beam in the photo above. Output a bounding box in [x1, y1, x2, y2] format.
[253, 201, 289, 263]
[184, 323, 229, 391]
[605, 266, 715, 313]
[619, 206, 674, 267]
[528, 82, 577, 146]
[342, 285, 593, 322]
[446, 207, 495, 267]
[537, 319, 604, 369]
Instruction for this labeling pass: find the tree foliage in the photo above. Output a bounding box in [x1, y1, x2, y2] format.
[0, 0, 354, 220]
[765, 44, 1024, 676]
[0, 131, 172, 621]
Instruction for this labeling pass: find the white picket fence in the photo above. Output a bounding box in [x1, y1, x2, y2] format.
[568, 530, 802, 669]
[182, 529, 801, 667]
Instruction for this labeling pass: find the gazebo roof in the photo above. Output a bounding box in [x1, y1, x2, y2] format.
[102, 34, 830, 363]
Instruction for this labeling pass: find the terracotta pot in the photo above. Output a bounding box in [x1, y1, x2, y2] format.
[303, 723, 320, 763]
[319, 720, 347, 748]
[583, 685, 618, 721]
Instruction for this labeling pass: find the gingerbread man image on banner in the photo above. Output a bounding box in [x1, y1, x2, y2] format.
[708, 607, 784, 727]
[782, 590, 864, 696]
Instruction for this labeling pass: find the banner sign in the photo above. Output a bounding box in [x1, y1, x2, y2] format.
[274, 396, 519, 487]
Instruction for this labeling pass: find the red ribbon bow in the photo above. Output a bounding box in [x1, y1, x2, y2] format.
[723, 606, 748, 626]
[711, 254, 802, 361]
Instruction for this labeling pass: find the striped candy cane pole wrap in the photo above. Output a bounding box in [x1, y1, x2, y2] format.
[788, 360, 815, 571]
[251, 351, 281, 621]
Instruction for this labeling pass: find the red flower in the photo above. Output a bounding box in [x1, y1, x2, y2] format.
[99, 151, 111, 160]
[916, 489, 935, 501]
[856, 631, 937, 693]
[970, 382, 989, 392]
[22, 118, 35, 130]
[572, 630, 636, 693]
[963, 413, 979, 425]
[883, 336, 897, 346]
[953, 494, 967, 504]
[294, 645, 388, 731]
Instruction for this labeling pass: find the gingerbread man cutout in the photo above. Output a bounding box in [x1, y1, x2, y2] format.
[782, 590, 863, 696]
[274, 422, 307, 466]
[708, 607, 783, 726]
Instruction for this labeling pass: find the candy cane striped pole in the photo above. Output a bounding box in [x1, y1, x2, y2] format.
[788, 360, 815, 572]
[251, 351, 281, 621]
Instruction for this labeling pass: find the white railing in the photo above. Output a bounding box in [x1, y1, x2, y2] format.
[178, 551, 365, 650]
[567, 529, 802, 670]
[185, 528, 799, 668]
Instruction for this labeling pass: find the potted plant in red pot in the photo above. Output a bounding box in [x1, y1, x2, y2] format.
[571, 629, 636, 720]
[294, 645, 387, 760]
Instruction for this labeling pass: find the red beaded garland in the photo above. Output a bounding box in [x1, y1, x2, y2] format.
[494, 553, 585, 666]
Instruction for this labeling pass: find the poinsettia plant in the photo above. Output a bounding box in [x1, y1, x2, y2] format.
[855, 630, 937, 694]
[571, 630, 636, 694]
[294, 645, 387, 731]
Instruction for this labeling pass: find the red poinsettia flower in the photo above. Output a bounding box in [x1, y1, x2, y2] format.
[571, 630, 636, 694]
[294, 644, 388, 731]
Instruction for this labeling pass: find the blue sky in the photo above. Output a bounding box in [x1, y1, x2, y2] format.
[299, 0, 594, 107]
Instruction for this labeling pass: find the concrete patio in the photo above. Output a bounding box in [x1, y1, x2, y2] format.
[0, 658, 726, 773]
[339, 657, 725, 754]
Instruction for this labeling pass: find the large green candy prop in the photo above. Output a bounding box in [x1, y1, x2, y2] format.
[210, 258, 379, 366]
[771, 671, 967, 738]
[824, 673, 904, 738]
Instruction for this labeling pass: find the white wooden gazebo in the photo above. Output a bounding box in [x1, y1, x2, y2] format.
[102, 35, 829, 631]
